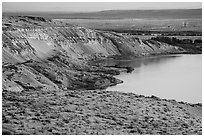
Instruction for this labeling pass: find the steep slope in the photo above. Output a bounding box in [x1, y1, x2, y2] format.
[2, 16, 184, 92]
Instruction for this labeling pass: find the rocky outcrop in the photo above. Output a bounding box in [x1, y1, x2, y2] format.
[3, 26, 184, 63]
[2, 16, 185, 92]
[2, 16, 184, 63]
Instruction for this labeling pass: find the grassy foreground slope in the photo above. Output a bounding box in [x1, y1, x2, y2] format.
[2, 90, 202, 135]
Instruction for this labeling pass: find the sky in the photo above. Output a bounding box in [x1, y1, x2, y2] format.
[2, 2, 202, 13]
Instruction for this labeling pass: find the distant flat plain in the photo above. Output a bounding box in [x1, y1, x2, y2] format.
[4, 9, 201, 32]
[56, 18, 202, 32]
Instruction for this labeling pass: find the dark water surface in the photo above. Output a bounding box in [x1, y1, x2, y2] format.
[105, 55, 202, 103]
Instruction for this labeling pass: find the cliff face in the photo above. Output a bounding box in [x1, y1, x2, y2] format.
[3, 27, 120, 63]
[2, 16, 185, 92]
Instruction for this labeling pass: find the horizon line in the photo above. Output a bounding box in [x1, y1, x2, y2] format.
[2, 8, 202, 14]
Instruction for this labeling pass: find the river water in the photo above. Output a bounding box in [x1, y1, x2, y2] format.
[104, 54, 202, 103]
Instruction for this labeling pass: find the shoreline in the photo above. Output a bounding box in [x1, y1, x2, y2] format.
[90, 52, 201, 64]
[3, 53, 202, 135]
[101, 54, 202, 104]
[90, 53, 202, 87]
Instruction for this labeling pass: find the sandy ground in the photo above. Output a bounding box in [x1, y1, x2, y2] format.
[2, 89, 202, 135]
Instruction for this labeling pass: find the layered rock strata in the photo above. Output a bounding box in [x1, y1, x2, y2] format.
[2, 16, 185, 91]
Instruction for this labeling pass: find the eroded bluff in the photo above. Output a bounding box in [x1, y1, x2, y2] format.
[2, 16, 185, 91]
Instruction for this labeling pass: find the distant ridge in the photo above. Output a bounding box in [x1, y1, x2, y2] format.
[3, 8, 202, 19]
